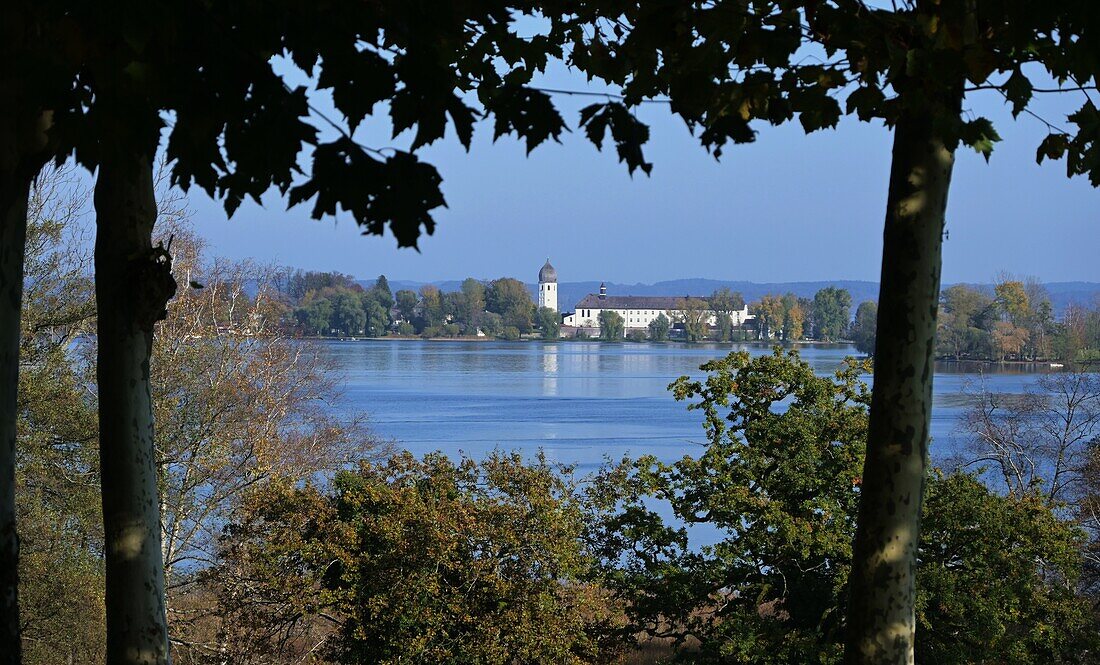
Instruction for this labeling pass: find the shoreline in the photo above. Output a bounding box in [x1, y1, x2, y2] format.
[306, 336, 1094, 366]
[308, 335, 857, 345]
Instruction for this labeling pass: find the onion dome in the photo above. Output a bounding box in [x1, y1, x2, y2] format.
[538, 259, 557, 283]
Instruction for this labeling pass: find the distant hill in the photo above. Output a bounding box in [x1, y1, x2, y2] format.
[359, 278, 1100, 316]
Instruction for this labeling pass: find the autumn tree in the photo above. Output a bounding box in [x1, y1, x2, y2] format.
[781, 292, 805, 341]
[487, 277, 536, 333]
[993, 276, 1057, 360]
[750, 295, 786, 340]
[1058, 303, 1100, 363]
[146, 225, 382, 656]
[14, 175, 383, 660]
[937, 285, 997, 360]
[709, 287, 745, 341]
[991, 321, 1030, 360]
[214, 453, 625, 663]
[14, 167, 102, 665]
[995, 280, 1031, 326]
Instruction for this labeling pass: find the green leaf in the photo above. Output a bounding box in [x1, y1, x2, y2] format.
[578, 103, 652, 176]
[578, 103, 611, 150]
[1004, 69, 1033, 118]
[959, 117, 1001, 162]
[845, 86, 886, 122]
[1035, 134, 1068, 165]
[288, 139, 445, 248]
[963, 46, 998, 85]
[796, 94, 842, 134]
[487, 87, 565, 154]
[319, 48, 396, 133]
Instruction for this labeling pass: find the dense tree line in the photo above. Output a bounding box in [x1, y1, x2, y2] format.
[285, 274, 565, 340]
[747, 287, 850, 342]
[288, 275, 394, 337]
[938, 280, 1100, 362]
[592, 286, 854, 343]
[739, 279, 1099, 363]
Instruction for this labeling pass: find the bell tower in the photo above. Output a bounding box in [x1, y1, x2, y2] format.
[538, 259, 558, 312]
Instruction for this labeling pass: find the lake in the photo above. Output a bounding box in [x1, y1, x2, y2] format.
[327, 339, 1057, 471]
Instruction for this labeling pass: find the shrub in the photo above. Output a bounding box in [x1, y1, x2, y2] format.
[216, 453, 626, 664]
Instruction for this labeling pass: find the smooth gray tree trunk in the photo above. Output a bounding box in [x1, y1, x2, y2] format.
[95, 147, 176, 665]
[844, 95, 959, 665]
[0, 172, 29, 665]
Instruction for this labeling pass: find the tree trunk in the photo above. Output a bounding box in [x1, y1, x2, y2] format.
[95, 147, 176, 665]
[0, 171, 30, 665]
[1, 107, 53, 665]
[844, 93, 960, 665]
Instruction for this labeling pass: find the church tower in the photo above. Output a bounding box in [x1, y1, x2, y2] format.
[538, 259, 558, 312]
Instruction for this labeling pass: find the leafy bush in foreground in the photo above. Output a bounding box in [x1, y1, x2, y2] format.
[215, 453, 625, 664]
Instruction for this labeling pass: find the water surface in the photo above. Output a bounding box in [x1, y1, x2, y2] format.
[328, 340, 1055, 470]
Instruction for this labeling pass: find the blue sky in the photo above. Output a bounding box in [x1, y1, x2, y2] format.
[185, 61, 1099, 285]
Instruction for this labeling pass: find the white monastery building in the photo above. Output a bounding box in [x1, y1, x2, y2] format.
[538, 260, 753, 333]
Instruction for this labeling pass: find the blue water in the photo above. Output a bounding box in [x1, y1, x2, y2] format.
[326, 340, 1056, 471]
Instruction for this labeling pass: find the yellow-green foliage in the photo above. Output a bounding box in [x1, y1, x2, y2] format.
[584, 349, 1096, 664]
[216, 452, 626, 664]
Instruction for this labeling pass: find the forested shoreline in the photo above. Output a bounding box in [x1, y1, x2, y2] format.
[272, 266, 1100, 364]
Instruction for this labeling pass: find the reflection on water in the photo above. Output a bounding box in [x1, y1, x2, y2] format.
[935, 359, 1063, 375]
[541, 346, 559, 397]
[326, 340, 1055, 470]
